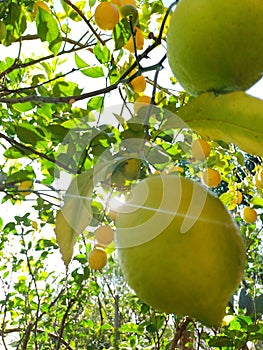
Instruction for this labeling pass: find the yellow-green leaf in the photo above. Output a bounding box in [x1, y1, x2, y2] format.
[54, 170, 94, 267]
[174, 91, 263, 157]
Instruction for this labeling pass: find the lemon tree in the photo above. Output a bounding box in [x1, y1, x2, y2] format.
[0, 0, 263, 348]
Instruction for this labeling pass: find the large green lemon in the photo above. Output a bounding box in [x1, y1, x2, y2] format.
[115, 174, 246, 327]
[167, 0, 263, 96]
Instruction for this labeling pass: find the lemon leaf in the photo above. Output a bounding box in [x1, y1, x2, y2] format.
[54, 170, 94, 267]
[174, 91, 263, 157]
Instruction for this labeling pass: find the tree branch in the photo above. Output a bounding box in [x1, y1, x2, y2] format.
[0, 132, 74, 173]
[63, 0, 105, 45]
[169, 316, 192, 350]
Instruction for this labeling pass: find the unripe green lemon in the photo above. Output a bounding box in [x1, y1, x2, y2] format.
[115, 174, 245, 327]
[167, 0, 263, 95]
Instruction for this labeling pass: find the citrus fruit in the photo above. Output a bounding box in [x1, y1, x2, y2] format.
[115, 174, 245, 327]
[191, 139, 211, 161]
[88, 246, 108, 270]
[124, 27, 144, 53]
[167, 0, 263, 95]
[134, 95, 151, 113]
[130, 74, 146, 93]
[241, 207, 257, 224]
[18, 180, 34, 196]
[0, 21, 7, 41]
[95, 225, 114, 246]
[111, 0, 123, 7]
[120, 4, 138, 27]
[94, 2, 119, 31]
[122, 0, 136, 6]
[33, 1, 51, 18]
[122, 158, 141, 180]
[201, 168, 221, 187]
[232, 190, 243, 205]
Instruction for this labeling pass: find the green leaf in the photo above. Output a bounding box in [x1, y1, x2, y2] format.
[94, 42, 111, 64]
[4, 146, 34, 159]
[54, 170, 94, 267]
[36, 7, 62, 55]
[15, 124, 46, 146]
[208, 336, 234, 347]
[87, 96, 104, 111]
[75, 53, 104, 77]
[13, 102, 34, 112]
[175, 91, 263, 157]
[6, 3, 27, 41]
[113, 18, 132, 50]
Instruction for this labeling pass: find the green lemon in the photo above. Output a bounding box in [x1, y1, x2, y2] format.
[115, 174, 246, 327]
[167, 0, 263, 95]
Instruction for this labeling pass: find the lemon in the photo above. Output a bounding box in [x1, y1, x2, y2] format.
[18, 180, 34, 196]
[95, 225, 114, 246]
[124, 27, 144, 53]
[130, 74, 146, 94]
[191, 139, 211, 161]
[94, 2, 119, 31]
[241, 207, 257, 224]
[122, 158, 141, 180]
[88, 246, 108, 270]
[201, 168, 221, 187]
[167, 0, 263, 95]
[115, 174, 245, 327]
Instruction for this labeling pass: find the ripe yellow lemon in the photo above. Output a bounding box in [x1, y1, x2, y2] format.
[241, 207, 257, 224]
[191, 139, 211, 161]
[232, 190, 243, 205]
[201, 168, 221, 187]
[134, 95, 151, 113]
[130, 74, 146, 93]
[18, 180, 34, 196]
[94, 2, 119, 31]
[95, 225, 114, 246]
[88, 246, 108, 270]
[115, 174, 245, 327]
[124, 27, 144, 53]
[167, 0, 263, 95]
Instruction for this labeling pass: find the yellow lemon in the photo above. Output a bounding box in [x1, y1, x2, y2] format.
[191, 139, 211, 161]
[201, 168, 221, 187]
[115, 175, 245, 327]
[167, 0, 263, 95]
[241, 207, 257, 224]
[88, 246, 108, 270]
[94, 2, 119, 31]
[18, 180, 34, 196]
[134, 95, 151, 113]
[130, 74, 146, 93]
[124, 27, 144, 53]
[95, 225, 114, 246]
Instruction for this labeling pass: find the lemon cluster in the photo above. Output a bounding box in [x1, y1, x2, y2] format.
[94, 0, 144, 52]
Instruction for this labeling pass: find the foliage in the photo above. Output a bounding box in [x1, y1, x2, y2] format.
[0, 0, 262, 349]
